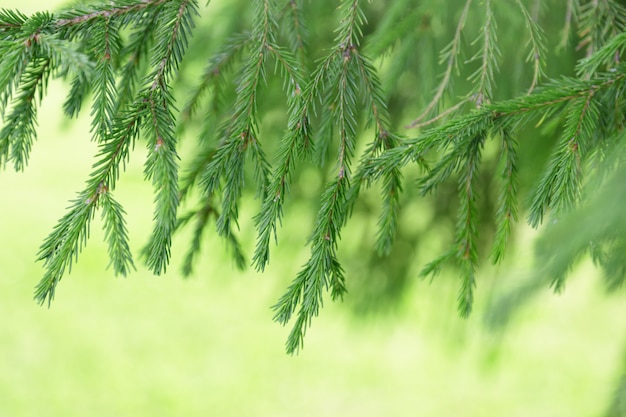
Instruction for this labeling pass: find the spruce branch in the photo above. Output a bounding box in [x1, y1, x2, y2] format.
[368, 63, 626, 312]
[406, 0, 472, 129]
[101, 191, 135, 276]
[251, 54, 313, 271]
[0, 58, 51, 171]
[467, 0, 500, 104]
[491, 129, 519, 264]
[273, 0, 396, 354]
[201, 0, 277, 238]
[281, 0, 308, 66]
[35, 195, 96, 306]
[0, 12, 53, 116]
[350, 50, 403, 255]
[454, 134, 483, 316]
[515, 0, 547, 93]
[115, 6, 162, 114]
[140, 0, 198, 274]
[56, 0, 172, 29]
[34, 105, 143, 303]
[577, 0, 626, 61]
[4, 0, 626, 357]
[180, 31, 250, 124]
[142, 92, 180, 274]
[559, 0, 576, 50]
[90, 16, 122, 142]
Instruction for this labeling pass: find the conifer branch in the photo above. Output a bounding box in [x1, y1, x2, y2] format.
[282, 0, 308, 65]
[115, 7, 162, 114]
[251, 54, 312, 271]
[141, 0, 197, 274]
[455, 134, 483, 316]
[467, 0, 499, 104]
[4, 0, 626, 357]
[515, 0, 547, 93]
[350, 50, 403, 254]
[369, 63, 626, 310]
[34, 105, 142, 304]
[180, 32, 250, 124]
[406, 0, 472, 128]
[56, 0, 172, 28]
[559, 0, 576, 50]
[272, 0, 388, 354]
[0, 58, 51, 171]
[91, 17, 121, 141]
[491, 129, 518, 264]
[35, 197, 96, 306]
[201, 0, 275, 238]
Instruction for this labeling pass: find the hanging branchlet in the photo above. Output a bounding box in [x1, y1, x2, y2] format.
[0, 58, 50, 172]
[577, 0, 626, 62]
[200, 0, 279, 237]
[115, 7, 163, 115]
[349, 51, 404, 255]
[180, 31, 251, 127]
[90, 16, 122, 141]
[270, 0, 407, 353]
[453, 133, 484, 316]
[467, 0, 500, 106]
[251, 70, 309, 271]
[491, 129, 519, 264]
[406, 0, 472, 129]
[35, 103, 144, 305]
[280, 0, 309, 68]
[515, 0, 547, 93]
[141, 0, 199, 274]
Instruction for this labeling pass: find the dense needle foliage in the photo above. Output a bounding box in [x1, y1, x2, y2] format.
[1, 0, 626, 367]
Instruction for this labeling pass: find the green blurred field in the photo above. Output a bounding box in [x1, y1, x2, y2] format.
[1, 1, 626, 416]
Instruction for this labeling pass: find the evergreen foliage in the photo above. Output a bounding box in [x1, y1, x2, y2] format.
[1, 0, 626, 373]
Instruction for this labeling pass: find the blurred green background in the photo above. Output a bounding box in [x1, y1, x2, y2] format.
[1, 0, 626, 416]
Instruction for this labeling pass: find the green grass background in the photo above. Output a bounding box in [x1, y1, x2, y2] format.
[1, 1, 626, 416]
